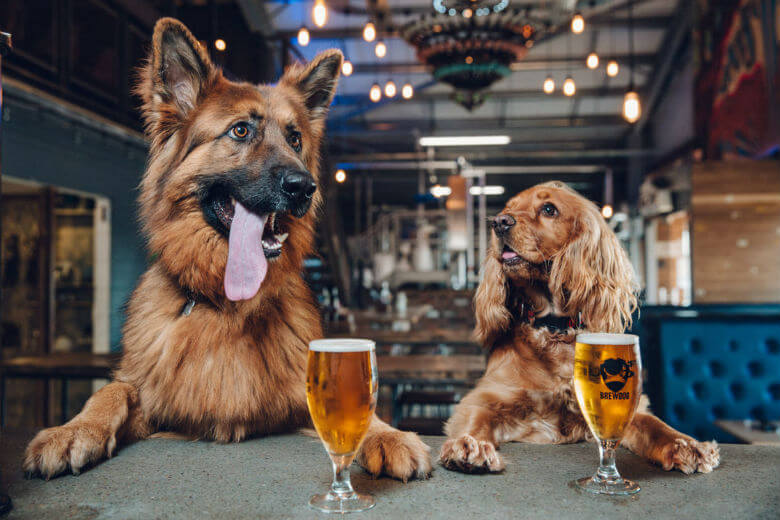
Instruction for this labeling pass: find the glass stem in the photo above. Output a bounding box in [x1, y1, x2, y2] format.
[597, 440, 621, 482]
[330, 454, 355, 499]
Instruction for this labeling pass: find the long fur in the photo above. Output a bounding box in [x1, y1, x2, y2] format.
[442, 181, 720, 475]
[24, 18, 431, 480]
[547, 183, 638, 333]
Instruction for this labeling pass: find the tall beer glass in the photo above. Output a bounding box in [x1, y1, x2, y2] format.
[573, 333, 642, 495]
[306, 339, 378, 513]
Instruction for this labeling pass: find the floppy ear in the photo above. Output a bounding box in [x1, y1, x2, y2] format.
[281, 49, 343, 121]
[474, 242, 513, 347]
[549, 202, 638, 333]
[137, 18, 216, 135]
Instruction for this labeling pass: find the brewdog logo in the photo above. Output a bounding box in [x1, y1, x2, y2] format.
[599, 358, 635, 392]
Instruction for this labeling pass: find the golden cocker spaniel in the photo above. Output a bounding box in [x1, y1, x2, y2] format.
[440, 181, 720, 474]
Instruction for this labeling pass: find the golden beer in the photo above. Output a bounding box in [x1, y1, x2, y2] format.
[306, 340, 377, 456]
[574, 335, 641, 440]
[572, 333, 642, 495]
[306, 339, 378, 513]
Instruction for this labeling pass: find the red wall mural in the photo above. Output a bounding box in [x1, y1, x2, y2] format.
[695, 0, 780, 158]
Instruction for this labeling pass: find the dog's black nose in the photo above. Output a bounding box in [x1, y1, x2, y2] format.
[491, 214, 516, 236]
[281, 171, 317, 200]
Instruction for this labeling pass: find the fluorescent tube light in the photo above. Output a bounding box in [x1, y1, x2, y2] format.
[419, 135, 511, 147]
[430, 185, 452, 198]
[470, 186, 505, 196]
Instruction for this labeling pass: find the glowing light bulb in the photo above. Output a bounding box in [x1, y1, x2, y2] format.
[563, 76, 576, 96]
[335, 169, 346, 183]
[312, 0, 327, 28]
[430, 185, 451, 198]
[586, 52, 599, 69]
[214, 39, 226, 51]
[623, 90, 641, 123]
[369, 83, 382, 102]
[297, 27, 310, 46]
[543, 76, 555, 94]
[601, 204, 613, 219]
[384, 80, 396, 98]
[375, 41, 387, 58]
[401, 83, 414, 99]
[363, 22, 376, 42]
[341, 60, 353, 76]
[571, 13, 585, 34]
[463, 8, 473, 18]
[606, 60, 619, 77]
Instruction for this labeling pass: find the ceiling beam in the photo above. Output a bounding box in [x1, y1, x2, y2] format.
[328, 125, 629, 144]
[272, 16, 672, 40]
[334, 160, 607, 174]
[634, 0, 693, 132]
[334, 86, 629, 106]
[343, 53, 656, 75]
[336, 148, 654, 161]
[331, 115, 627, 131]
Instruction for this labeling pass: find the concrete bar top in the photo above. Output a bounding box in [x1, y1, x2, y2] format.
[1, 432, 778, 519]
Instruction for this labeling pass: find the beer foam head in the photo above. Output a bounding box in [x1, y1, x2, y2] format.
[576, 333, 638, 346]
[309, 339, 376, 352]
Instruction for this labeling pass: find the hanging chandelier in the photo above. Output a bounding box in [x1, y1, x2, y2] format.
[401, 3, 548, 110]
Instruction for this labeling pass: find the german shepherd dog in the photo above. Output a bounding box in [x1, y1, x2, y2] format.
[24, 18, 432, 481]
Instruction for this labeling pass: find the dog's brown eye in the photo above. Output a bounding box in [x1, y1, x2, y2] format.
[287, 131, 302, 152]
[541, 202, 559, 218]
[229, 124, 250, 140]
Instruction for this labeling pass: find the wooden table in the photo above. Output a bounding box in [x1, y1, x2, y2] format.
[715, 420, 780, 445]
[0, 353, 120, 426]
[1, 432, 777, 519]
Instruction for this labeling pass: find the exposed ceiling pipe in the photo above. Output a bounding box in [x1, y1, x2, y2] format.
[335, 161, 605, 174]
[337, 148, 655, 162]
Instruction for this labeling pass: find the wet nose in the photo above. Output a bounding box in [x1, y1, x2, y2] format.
[491, 214, 516, 236]
[281, 170, 317, 201]
[279, 169, 317, 218]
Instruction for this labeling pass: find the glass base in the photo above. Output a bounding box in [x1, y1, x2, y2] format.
[309, 491, 375, 514]
[574, 475, 640, 495]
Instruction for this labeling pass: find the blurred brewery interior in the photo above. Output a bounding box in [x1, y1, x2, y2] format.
[0, 0, 778, 444]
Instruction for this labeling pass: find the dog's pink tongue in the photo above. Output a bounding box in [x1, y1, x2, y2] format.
[502, 250, 519, 260]
[224, 201, 268, 301]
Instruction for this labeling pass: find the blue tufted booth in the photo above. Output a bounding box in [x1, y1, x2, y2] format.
[634, 306, 780, 443]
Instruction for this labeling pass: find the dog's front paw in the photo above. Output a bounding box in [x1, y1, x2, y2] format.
[660, 438, 720, 474]
[357, 429, 432, 481]
[440, 434, 505, 474]
[24, 422, 116, 479]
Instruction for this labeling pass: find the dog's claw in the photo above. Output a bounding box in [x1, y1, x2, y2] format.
[357, 429, 432, 481]
[440, 434, 505, 474]
[662, 438, 720, 474]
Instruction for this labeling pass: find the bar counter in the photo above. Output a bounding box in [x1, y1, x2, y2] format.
[1, 433, 778, 519]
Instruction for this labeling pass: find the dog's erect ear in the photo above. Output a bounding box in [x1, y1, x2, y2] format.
[282, 50, 343, 120]
[139, 18, 215, 122]
[549, 201, 639, 333]
[474, 243, 512, 347]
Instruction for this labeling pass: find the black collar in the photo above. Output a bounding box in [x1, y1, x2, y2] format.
[518, 302, 582, 332]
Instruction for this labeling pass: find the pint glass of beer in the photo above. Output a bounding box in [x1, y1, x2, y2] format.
[306, 339, 378, 513]
[573, 333, 642, 495]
